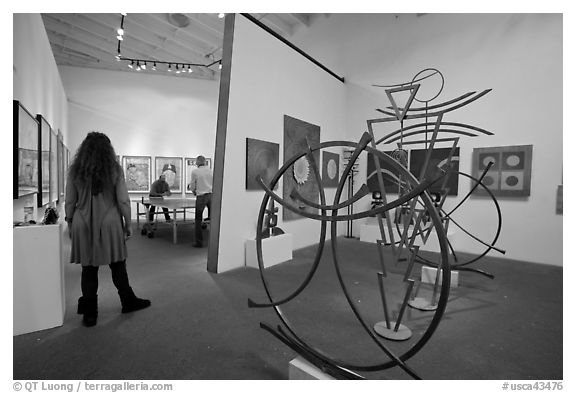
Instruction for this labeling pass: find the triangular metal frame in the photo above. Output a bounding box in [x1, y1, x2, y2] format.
[385, 84, 420, 122]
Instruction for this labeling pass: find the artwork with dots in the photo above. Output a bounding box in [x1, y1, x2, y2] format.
[471, 145, 533, 197]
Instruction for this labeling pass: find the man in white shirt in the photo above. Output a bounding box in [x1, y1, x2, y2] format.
[188, 155, 213, 247]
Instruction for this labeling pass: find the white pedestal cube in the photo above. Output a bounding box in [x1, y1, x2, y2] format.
[245, 233, 293, 269]
[289, 357, 335, 380]
[13, 223, 66, 336]
[421, 265, 459, 288]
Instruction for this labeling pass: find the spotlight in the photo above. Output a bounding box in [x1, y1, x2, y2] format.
[152, 62, 157, 71]
[218, 13, 225, 18]
[218, 62, 222, 70]
[175, 64, 180, 74]
[136, 61, 141, 71]
[116, 34, 123, 41]
[117, 28, 124, 36]
[141, 62, 146, 70]
[128, 60, 134, 69]
[115, 54, 121, 61]
[167, 64, 172, 72]
[188, 65, 193, 73]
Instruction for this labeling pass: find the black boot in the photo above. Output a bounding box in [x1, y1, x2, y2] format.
[82, 296, 98, 327]
[119, 287, 151, 313]
[77, 296, 86, 314]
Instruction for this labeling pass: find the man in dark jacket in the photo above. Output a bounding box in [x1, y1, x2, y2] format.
[148, 174, 172, 222]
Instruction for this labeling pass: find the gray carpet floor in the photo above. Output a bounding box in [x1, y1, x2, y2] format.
[13, 223, 562, 380]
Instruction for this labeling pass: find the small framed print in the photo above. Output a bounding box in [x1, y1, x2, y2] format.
[122, 156, 151, 193]
[155, 157, 183, 193]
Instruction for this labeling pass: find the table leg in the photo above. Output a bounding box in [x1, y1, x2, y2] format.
[173, 208, 177, 244]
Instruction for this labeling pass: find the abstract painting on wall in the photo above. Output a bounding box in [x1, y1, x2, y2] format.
[283, 115, 320, 221]
[246, 138, 279, 190]
[49, 128, 58, 203]
[366, 150, 407, 194]
[409, 147, 460, 196]
[471, 144, 533, 197]
[14, 100, 38, 199]
[57, 131, 65, 199]
[155, 156, 183, 193]
[123, 156, 151, 193]
[321, 151, 340, 188]
[37, 115, 51, 207]
[185, 157, 212, 194]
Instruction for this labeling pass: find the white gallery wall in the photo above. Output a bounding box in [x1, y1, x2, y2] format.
[60, 66, 219, 212]
[295, 14, 563, 266]
[13, 13, 69, 222]
[216, 15, 348, 273]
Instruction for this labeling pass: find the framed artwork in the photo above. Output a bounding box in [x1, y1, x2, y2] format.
[57, 130, 65, 199]
[14, 100, 39, 199]
[37, 114, 51, 207]
[366, 150, 408, 194]
[246, 138, 279, 190]
[155, 156, 183, 193]
[471, 145, 533, 197]
[556, 185, 562, 215]
[321, 151, 340, 188]
[410, 147, 460, 196]
[283, 115, 320, 221]
[49, 128, 58, 203]
[123, 156, 151, 193]
[185, 157, 212, 194]
[65, 146, 70, 193]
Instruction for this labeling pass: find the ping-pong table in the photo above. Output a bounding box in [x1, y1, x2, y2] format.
[134, 197, 197, 244]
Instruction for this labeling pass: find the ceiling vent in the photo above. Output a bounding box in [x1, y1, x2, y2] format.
[167, 13, 190, 28]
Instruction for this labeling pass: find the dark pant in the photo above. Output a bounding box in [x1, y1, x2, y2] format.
[195, 193, 211, 245]
[149, 206, 171, 221]
[81, 260, 131, 298]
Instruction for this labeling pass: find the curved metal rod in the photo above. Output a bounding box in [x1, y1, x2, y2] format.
[376, 92, 479, 117]
[262, 324, 364, 379]
[383, 129, 478, 145]
[368, 90, 492, 124]
[440, 171, 505, 264]
[253, 141, 451, 376]
[445, 162, 494, 217]
[291, 183, 371, 210]
[249, 147, 328, 309]
[328, 150, 451, 376]
[253, 142, 390, 373]
[371, 70, 440, 88]
[413, 253, 494, 279]
[398, 167, 502, 272]
[389, 91, 477, 112]
[452, 265, 495, 279]
[376, 121, 493, 146]
[257, 173, 445, 222]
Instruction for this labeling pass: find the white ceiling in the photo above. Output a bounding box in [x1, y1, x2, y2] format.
[41, 13, 322, 80]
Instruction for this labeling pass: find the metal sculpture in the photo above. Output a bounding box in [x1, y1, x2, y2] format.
[248, 69, 503, 379]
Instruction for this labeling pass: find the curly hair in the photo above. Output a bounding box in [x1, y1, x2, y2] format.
[68, 132, 122, 195]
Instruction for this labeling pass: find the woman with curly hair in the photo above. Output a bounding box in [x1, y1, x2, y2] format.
[65, 132, 150, 327]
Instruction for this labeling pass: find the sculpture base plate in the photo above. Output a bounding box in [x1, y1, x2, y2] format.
[408, 297, 438, 311]
[373, 321, 412, 341]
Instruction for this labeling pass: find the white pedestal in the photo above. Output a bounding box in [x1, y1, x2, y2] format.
[421, 265, 459, 288]
[13, 223, 66, 336]
[245, 233, 293, 268]
[289, 357, 335, 380]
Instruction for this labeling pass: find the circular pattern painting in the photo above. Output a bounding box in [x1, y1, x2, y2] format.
[327, 159, 337, 180]
[293, 156, 310, 185]
[506, 155, 521, 167]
